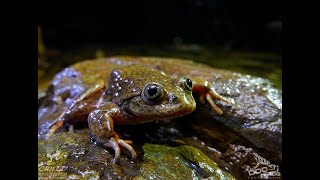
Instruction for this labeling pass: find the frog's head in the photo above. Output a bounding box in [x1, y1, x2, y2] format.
[128, 77, 196, 123]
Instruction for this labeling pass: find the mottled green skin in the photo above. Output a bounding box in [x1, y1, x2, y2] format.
[106, 65, 196, 124]
[46, 56, 230, 129]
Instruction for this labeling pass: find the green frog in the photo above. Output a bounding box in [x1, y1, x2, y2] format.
[47, 57, 231, 162]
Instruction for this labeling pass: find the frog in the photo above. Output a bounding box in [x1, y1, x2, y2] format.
[46, 57, 232, 162]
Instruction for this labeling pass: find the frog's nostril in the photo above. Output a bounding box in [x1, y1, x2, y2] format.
[168, 93, 178, 102]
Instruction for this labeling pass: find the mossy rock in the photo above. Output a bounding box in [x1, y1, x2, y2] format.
[135, 143, 235, 180]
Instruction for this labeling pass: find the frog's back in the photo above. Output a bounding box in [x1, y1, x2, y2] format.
[54, 56, 230, 102]
[71, 56, 229, 85]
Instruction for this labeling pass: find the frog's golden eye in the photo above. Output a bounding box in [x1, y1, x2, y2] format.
[141, 83, 164, 104]
[181, 78, 193, 91]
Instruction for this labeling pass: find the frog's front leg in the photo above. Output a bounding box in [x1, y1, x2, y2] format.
[191, 77, 232, 115]
[88, 103, 137, 163]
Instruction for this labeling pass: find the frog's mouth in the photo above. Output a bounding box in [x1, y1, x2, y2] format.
[127, 96, 196, 123]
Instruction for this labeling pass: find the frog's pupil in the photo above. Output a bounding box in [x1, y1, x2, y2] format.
[147, 85, 158, 97]
[186, 79, 192, 88]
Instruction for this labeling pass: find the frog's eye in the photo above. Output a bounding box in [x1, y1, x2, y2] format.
[181, 78, 193, 91]
[142, 83, 164, 104]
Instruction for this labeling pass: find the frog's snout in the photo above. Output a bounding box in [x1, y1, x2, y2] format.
[168, 93, 178, 103]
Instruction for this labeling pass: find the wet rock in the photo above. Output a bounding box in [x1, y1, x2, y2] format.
[38, 56, 282, 179]
[211, 75, 282, 165]
[38, 130, 141, 179]
[136, 144, 235, 180]
[38, 130, 234, 179]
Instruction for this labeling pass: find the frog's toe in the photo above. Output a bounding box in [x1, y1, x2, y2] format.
[104, 137, 121, 163]
[103, 137, 137, 162]
[206, 94, 223, 115]
[208, 89, 232, 104]
[117, 139, 137, 160]
[203, 88, 232, 115]
[122, 140, 133, 145]
[47, 120, 64, 137]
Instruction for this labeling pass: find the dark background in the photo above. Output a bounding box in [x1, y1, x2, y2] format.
[38, 0, 282, 53]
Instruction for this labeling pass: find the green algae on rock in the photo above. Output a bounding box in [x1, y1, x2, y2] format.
[38, 130, 234, 179]
[135, 144, 235, 180]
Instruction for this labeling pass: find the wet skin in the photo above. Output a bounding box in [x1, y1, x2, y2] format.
[49, 62, 231, 162]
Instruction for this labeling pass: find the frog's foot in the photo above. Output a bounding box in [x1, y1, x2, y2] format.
[47, 118, 65, 137]
[88, 107, 138, 162]
[102, 135, 137, 163]
[198, 88, 232, 115]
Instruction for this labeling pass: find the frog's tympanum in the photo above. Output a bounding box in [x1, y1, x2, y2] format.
[48, 61, 231, 162]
